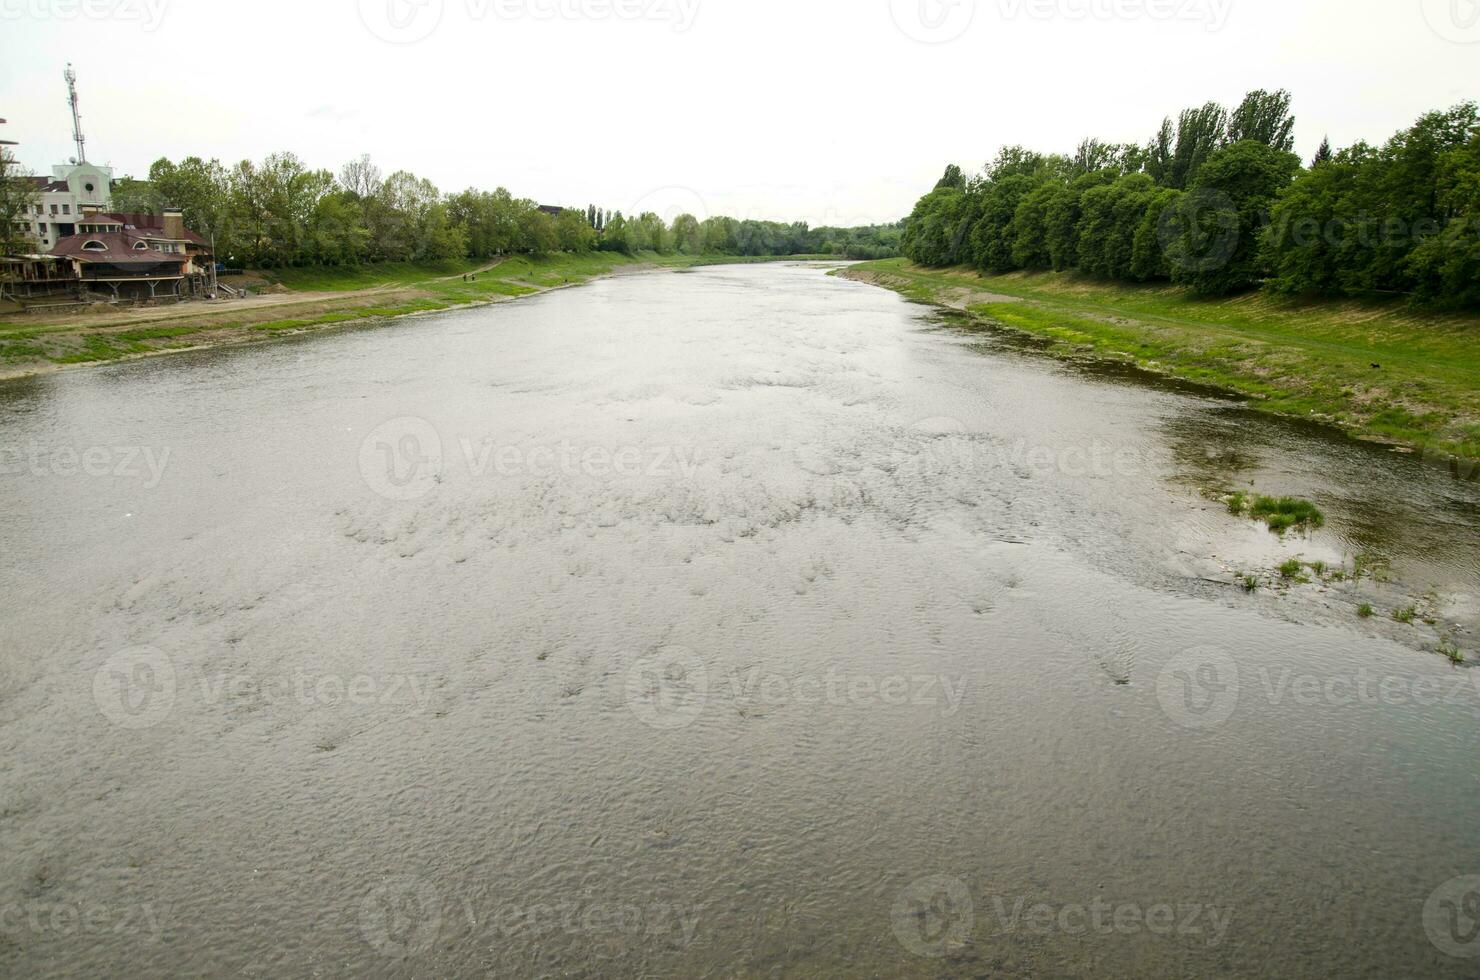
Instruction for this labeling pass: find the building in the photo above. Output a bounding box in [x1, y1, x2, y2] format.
[44, 205, 215, 301]
[24, 162, 115, 248]
[2, 67, 219, 307]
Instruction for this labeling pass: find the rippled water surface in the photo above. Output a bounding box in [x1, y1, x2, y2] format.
[2, 263, 1478, 977]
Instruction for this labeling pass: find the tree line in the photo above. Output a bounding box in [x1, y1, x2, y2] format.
[900, 90, 1480, 307]
[101, 153, 900, 268]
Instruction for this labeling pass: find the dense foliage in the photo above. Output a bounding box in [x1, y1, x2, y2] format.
[106, 152, 901, 268]
[0, 147, 39, 257]
[901, 90, 1480, 305]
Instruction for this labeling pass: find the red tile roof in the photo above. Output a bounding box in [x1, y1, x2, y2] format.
[67, 211, 208, 246]
[26, 176, 70, 193]
[50, 231, 202, 265]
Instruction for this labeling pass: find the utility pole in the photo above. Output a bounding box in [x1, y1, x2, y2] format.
[65, 64, 86, 164]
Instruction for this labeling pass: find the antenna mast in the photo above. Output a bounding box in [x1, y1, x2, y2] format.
[65, 64, 86, 163]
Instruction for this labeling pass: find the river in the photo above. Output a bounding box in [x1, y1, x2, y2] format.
[1, 261, 1478, 977]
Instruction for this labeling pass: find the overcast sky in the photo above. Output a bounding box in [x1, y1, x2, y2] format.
[1, 0, 1475, 225]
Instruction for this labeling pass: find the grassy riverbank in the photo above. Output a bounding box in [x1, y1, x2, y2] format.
[840, 258, 1480, 461]
[0, 252, 830, 379]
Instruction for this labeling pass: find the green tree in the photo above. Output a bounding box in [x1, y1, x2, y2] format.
[1169, 140, 1300, 294]
[0, 148, 40, 256]
[1227, 89, 1296, 152]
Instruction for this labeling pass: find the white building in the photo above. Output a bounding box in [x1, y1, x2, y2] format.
[25, 162, 114, 249]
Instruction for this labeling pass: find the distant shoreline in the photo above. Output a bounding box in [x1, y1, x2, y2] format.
[0, 253, 850, 383]
[839, 259, 1480, 464]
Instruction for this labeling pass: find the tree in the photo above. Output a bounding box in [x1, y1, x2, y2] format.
[670, 213, 702, 254]
[1169, 102, 1229, 189]
[149, 156, 230, 242]
[1145, 118, 1175, 184]
[934, 164, 966, 190]
[339, 154, 383, 199]
[1169, 140, 1300, 294]
[1311, 136, 1333, 168]
[0, 147, 39, 256]
[1227, 89, 1296, 152]
[109, 176, 158, 213]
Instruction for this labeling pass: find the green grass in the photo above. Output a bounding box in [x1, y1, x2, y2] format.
[115, 326, 203, 343]
[267, 259, 489, 292]
[1358, 603, 1375, 619]
[1277, 558, 1307, 581]
[1249, 496, 1325, 534]
[1226, 491, 1325, 534]
[1392, 606, 1418, 625]
[1240, 573, 1260, 592]
[843, 259, 1480, 459]
[1438, 638, 1465, 665]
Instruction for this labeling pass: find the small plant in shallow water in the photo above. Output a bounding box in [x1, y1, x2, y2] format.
[1392, 606, 1418, 625]
[1249, 496, 1325, 534]
[1226, 491, 1249, 516]
[1357, 604, 1374, 619]
[1438, 638, 1465, 665]
[1240, 574, 1260, 593]
[1278, 558, 1307, 581]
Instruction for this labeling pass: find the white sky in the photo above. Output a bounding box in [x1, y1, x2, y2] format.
[1, 0, 1475, 225]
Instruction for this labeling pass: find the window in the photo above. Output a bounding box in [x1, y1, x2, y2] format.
[81, 240, 108, 252]
[62, 205, 70, 214]
[134, 242, 149, 250]
[50, 205, 58, 215]
[85, 183, 95, 193]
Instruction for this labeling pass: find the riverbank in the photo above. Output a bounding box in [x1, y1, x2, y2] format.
[0, 252, 838, 381]
[839, 259, 1480, 462]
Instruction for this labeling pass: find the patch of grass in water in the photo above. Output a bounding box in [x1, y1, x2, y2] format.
[1240, 574, 1260, 593]
[1277, 558, 1308, 582]
[1249, 496, 1324, 534]
[1438, 638, 1465, 665]
[1392, 606, 1418, 625]
[1357, 603, 1375, 619]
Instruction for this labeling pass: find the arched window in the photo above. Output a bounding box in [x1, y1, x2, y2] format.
[82, 240, 108, 252]
[133, 242, 149, 250]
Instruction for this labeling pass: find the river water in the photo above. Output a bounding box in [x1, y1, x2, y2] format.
[1, 262, 1478, 977]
